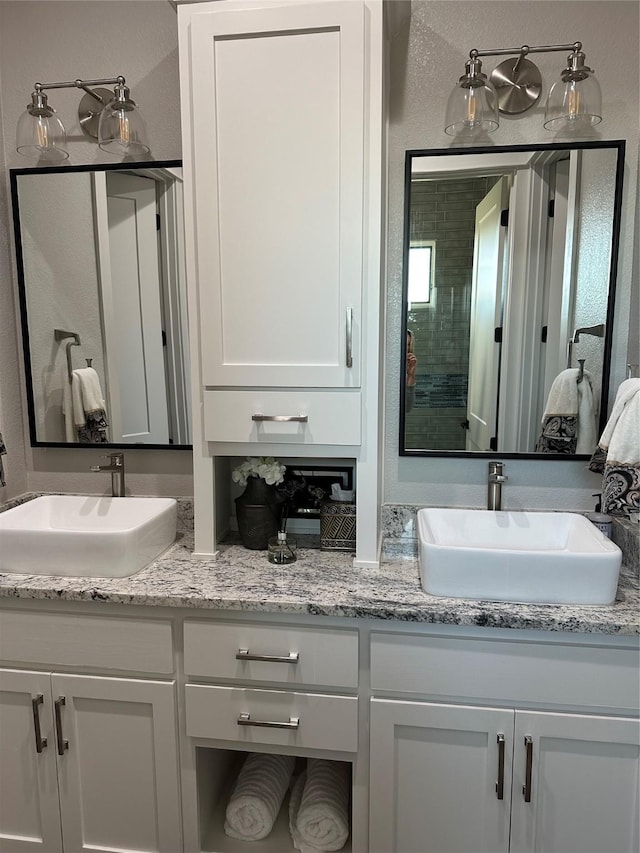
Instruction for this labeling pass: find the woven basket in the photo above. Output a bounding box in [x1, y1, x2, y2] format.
[320, 500, 356, 551]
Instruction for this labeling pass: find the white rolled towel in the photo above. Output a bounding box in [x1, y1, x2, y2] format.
[224, 752, 295, 840]
[289, 760, 350, 852]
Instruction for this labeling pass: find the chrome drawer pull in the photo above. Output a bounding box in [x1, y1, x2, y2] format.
[346, 307, 353, 368]
[236, 649, 299, 664]
[31, 694, 48, 753]
[252, 414, 308, 423]
[523, 735, 533, 802]
[237, 712, 300, 730]
[54, 696, 69, 756]
[495, 733, 505, 799]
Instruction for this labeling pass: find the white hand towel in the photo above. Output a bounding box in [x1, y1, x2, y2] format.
[596, 378, 640, 465]
[290, 760, 350, 852]
[224, 752, 295, 841]
[541, 368, 582, 418]
[72, 367, 106, 418]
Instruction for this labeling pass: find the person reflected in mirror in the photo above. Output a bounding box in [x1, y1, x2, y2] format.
[406, 330, 417, 413]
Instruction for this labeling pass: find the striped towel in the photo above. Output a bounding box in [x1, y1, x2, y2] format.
[289, 759, 350, 851]
[224, 752, 295, 840]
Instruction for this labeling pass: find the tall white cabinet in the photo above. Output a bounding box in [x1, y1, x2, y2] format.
[177, 0, 389, 565]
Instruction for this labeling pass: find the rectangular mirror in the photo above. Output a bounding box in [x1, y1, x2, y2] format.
[11, 161, 191, 449]
[400, 141, 625, 458]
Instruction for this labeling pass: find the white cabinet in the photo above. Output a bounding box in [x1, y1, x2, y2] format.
[369, 700, 513, 853]
[510, 710, 640, 853]
[180, 617, 360, 852]
[0, 669, 62, 852]
[0, 668, 181, 853]
[369, 629, 640, 853]
[177, 0, 386, 564]
[370, 699, 640, 853]
[186, 0, 365, 390]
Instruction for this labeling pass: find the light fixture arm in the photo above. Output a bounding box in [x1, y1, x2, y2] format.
[31, 75, 127, 96]
[468, 42, 582, 60]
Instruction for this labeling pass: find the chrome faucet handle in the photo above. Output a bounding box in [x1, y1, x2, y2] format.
[488, 461, 507, 481]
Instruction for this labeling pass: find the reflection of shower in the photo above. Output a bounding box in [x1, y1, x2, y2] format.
[566, 323, 605, 368]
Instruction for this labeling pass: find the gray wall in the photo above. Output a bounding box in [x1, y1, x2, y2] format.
[385, 0, 639, 511]
[0, 0, 189, 499]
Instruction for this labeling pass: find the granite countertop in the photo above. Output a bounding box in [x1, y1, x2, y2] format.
[0, 526, 638, 636]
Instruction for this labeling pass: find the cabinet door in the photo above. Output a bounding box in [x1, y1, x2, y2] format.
[188, 0, 363, 388]
[0, 669, 62, 852]
[510, 710, 640, 853]
[369, 699, 514, 853]
[51, 674, 181, 853]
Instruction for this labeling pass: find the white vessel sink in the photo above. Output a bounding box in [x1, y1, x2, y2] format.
[417, 508, 622, 605]
[0, 495, 177, 578]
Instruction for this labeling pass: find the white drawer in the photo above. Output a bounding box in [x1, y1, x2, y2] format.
[0, 610, 174, 674]
[370, 633, 640, 713]
[203, 390, 361, 445]
[183, 620, 359, 689]
[185, 684, 358, 752]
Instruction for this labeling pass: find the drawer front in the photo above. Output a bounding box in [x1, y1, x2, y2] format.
[370, 633, 640, 713]
[202, 390, 361, 445]
[185, 684, 358, 752]
[184, 621, 359, 689]
[0, 610, 174, 674]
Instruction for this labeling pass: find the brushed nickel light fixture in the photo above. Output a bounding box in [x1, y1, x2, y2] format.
[16, 76, 150, 161]
[444, 42, 602, 137]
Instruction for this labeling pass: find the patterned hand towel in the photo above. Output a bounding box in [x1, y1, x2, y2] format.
[224, 752, 295, 841]
[589, 378, 640, 517]
[289, 760, 350, 852]
[536, 368, 596, 454]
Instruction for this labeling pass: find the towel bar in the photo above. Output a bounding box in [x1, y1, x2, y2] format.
[54, 328, 81, 382]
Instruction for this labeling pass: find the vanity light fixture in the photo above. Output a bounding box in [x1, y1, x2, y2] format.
[16, 76, 150, 161]
[444, 42, 602, 137]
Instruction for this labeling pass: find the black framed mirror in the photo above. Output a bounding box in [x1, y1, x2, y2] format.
[11, 160, 191, 449]
[400, 140, 625, 459]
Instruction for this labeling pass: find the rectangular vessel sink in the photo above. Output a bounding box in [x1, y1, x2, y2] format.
[417, 508, 622, 605]
[0, 495, 177, 578]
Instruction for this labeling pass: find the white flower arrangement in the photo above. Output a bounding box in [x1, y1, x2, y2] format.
[232, 456, 286, 488]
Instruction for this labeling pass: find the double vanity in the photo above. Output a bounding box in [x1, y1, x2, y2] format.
[0, 495, 638, 852]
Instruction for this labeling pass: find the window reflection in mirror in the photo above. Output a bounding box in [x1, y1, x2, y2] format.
[400, 141, 625, 458]
[11, 161, 191, 449]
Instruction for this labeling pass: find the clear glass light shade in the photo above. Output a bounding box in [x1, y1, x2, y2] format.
[544, 70, 602, 131]
[98, 100, 150, 156]
[444, 80, 499, 137]
[16, 108, 68, 161]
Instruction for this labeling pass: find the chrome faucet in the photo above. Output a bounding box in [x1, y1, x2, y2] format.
[91, 453, 126, 497]
[487, 461, 508, 510]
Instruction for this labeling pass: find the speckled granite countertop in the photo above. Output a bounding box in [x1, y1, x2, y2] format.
[0, 525, 638, 636]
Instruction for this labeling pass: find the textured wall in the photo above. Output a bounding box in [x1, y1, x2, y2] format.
[0, 1, 191, 498]
[385, 0, 639, 510]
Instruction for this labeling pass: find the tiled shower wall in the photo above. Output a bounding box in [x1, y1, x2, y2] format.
[405, 176, 497, 451]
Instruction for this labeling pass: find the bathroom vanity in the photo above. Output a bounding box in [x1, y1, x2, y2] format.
[1, 520, 638, 853]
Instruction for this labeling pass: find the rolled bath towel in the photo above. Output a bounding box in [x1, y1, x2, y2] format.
[224, 752, 295, 841]
[289, 760, 350, 852]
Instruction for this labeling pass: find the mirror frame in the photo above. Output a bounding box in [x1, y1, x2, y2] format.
[399, 139, 626, 460]
[10, 159, 192, 451]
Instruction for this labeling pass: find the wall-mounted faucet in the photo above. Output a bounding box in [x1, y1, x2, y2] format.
[487, 461, 508, 510]
[90, 453, 125, 497]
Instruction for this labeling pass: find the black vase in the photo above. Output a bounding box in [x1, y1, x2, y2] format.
[235, 477, 280, 549]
